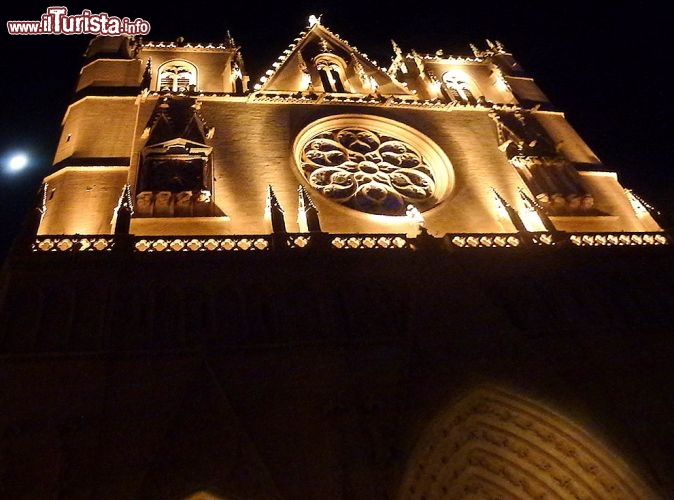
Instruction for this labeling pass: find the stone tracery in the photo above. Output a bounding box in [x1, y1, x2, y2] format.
[298, 127, 437, 216]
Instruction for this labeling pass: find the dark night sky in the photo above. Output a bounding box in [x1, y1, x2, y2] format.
[1, 3, 671, 260]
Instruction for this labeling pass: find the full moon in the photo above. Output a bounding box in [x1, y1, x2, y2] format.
[8, 153, 28, 172]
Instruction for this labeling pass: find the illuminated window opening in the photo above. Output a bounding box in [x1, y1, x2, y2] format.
[157, 60, 198, 92]
[315, 55, 348, 93]
[441, 71, 477, 104]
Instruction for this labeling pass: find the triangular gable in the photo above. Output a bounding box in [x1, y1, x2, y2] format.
[144, 96, 210, 146]
[256, 17, 412, 96]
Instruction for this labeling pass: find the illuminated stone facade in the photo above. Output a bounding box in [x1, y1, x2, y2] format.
[34, 19, 665, 240]
[1, 16, 673, 499]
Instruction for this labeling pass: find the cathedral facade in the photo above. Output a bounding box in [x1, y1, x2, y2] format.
[1, 16, 673, 499]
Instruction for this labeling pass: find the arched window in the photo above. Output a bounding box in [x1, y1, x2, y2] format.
[441, 70, 477, 104]
[157, 60, 198, 92]
[314, 55, 348, 93]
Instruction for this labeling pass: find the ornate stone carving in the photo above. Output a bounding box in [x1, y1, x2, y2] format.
[397, 387, 657, 500]
[298, 127, 436, 216]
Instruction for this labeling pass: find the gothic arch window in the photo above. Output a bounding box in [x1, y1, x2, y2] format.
[397, 386, 659, 499]
[441, 70, 478, 104]
[157, 60, 198, 92]
[294, 114, 454, 216]
[314, 55, 348, 93]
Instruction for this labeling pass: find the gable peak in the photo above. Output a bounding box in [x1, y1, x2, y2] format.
[253, 15, 410, 95]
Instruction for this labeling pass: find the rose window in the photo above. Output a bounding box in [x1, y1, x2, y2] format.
[298, 127, 439, 216]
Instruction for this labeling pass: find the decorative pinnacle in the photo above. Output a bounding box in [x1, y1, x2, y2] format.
[491, 187, 511, 208]
[391, 39, 402, 57]
[298, 185, 317, 210]
[319, 38, 331, 53]
[224, 30, 236, 48]
[266, 185, 284, 212]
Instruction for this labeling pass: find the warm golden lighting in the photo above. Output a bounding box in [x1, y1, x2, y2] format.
[518, 188, 548, 232]
[493, 68, 509, 92]
[491, 187, 510, 221]
[182, 491, 226, 500]
[368, 75, 379, 92]
[33, 16, 669, 245]
[293, 114, 455, 218]
[397, 386, 659, 499]
[405, 204, 424, 224]
[301, 72, 312, 90]
[625, 188, 650, 216]
[5, 20, 672, 500]
[297, 199, 309, 233]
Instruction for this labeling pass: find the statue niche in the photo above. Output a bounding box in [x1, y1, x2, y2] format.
[134, 96, 222, 217]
